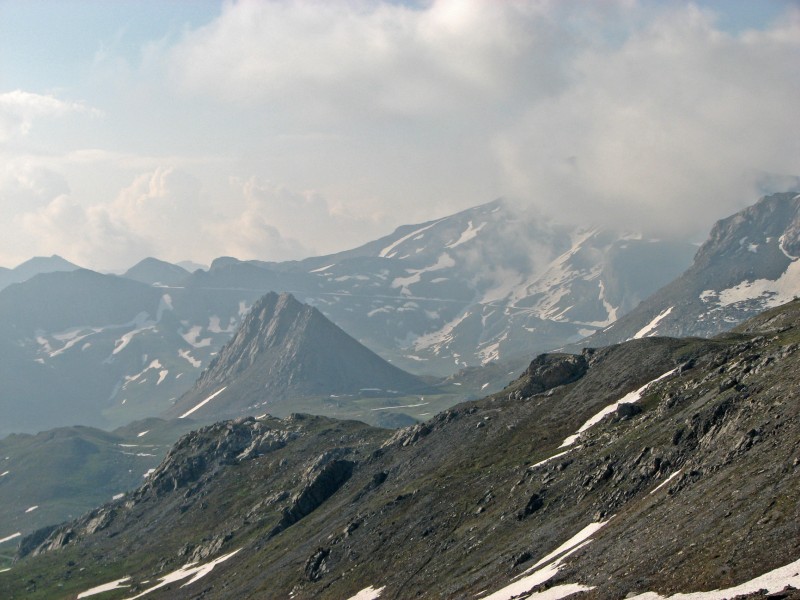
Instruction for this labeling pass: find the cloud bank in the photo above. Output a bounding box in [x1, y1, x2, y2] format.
[1, 0, 799, 269]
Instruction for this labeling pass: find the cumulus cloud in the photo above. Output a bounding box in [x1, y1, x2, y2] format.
[2, 1, 799, 269]
[163, 0, 800, 243]
[493, 5, 800, 237]
[0, 90, 100, 142]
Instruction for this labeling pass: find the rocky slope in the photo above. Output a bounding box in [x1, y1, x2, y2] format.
[0, 419, 199, 544]
[3, 300, 798, 599]
[576, 191, 800, 349]
[166, 292, 432, 423]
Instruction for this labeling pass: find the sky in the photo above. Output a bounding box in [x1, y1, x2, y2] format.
[0, 0, 798, 271]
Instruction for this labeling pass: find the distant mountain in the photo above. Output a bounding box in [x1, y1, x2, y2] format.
[0, 268, 230, 437]
[122, 257, 190, 286]
[574, 191, 800, 348]
[0, 198, 704, 435]
[166, 292, 432, 422]
[0, 418, 197, 540]
[0, 254, 80, 291]
[7, 299, 800, 599]
[186, 199, 696, 374]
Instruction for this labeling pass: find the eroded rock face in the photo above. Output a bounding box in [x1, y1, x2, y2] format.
[519, 353, 589, 396]
[270, 453, 356, 536]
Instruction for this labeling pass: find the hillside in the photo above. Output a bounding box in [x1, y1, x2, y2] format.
[3, 300, 799, 598]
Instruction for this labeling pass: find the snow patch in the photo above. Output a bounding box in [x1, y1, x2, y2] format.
[137, 430, 150, 438]
[181, 325, 212, 348]
[119, 549, 241, 599]
[208, 315, 235, 334]
[180, 386, 228, 418]
[156, 370, 169, 385]
[113, 493, 125, 500]
[627, 556, 800, 599]
[632, 306, 673, 339]
[77, 577, 131, 598]
[560, 367, 678, 447]
[25, 505, 38, 513]
[347, 585, 386, 600]
[112, 313, 155, 356]
[715, 259, 800, 309]
[178, 349, 201, 368]
[379, 219, 445, 258]
[391, 253, 455, 294]
[0, 532, 21, 544]
[446, 220, 486, 249]
[156, 294, 173, 321]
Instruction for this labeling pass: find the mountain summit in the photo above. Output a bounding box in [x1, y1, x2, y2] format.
[577, 191, 800, 347]
[166, 292, 430, 422]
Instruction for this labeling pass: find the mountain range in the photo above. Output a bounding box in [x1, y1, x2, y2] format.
[0, 199, 699, 436]
[3, 297, 798, 599]
[571, 191, 800, 349]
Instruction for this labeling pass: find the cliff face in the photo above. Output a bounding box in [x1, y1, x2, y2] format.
[7, 300, 800, 600]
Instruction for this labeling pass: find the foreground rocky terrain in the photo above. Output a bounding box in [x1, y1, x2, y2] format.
[2, 299, 798, 599]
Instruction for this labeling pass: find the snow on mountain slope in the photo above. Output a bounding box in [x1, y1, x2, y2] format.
[265, 199, 696, 372]
[578, 191, 800, 348]
[0, 198, 696, 434]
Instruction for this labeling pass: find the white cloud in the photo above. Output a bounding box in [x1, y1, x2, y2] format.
[1, 1, 799, 270]
[167, 0, 566, 121]
[492, 4, 800, 238]
[0, 90, 100, 142]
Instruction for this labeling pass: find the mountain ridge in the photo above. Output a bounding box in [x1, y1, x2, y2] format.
[5, 298, 799, 599]
[166, 292, 432, 423]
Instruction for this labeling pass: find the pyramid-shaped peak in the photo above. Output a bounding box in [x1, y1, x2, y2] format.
[166, 292, 429, 422]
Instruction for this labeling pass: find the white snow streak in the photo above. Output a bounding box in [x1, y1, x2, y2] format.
[481, 519, 611, 600]
[0, 532, 21, 544]
[370, 402, 428, 411]
[529, 449, 572, 469]
[627, 556, 800, 599]
[560, 368, 678, 448]
[446, 220, 486, 249]
[180, 386, 228, 418]
[379, 219, 444, 258]
[25, 505, 38, 513]
[137, 430, 150, 437]
[649, 470, 682, 495]
[77, 577, 131, 598]
[115, 549, 241, 599]
[632, 306, 673, 339]
[310, 263, 336, 273]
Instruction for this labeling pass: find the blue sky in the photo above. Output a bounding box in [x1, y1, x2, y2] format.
[0, 0, 798, 270]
